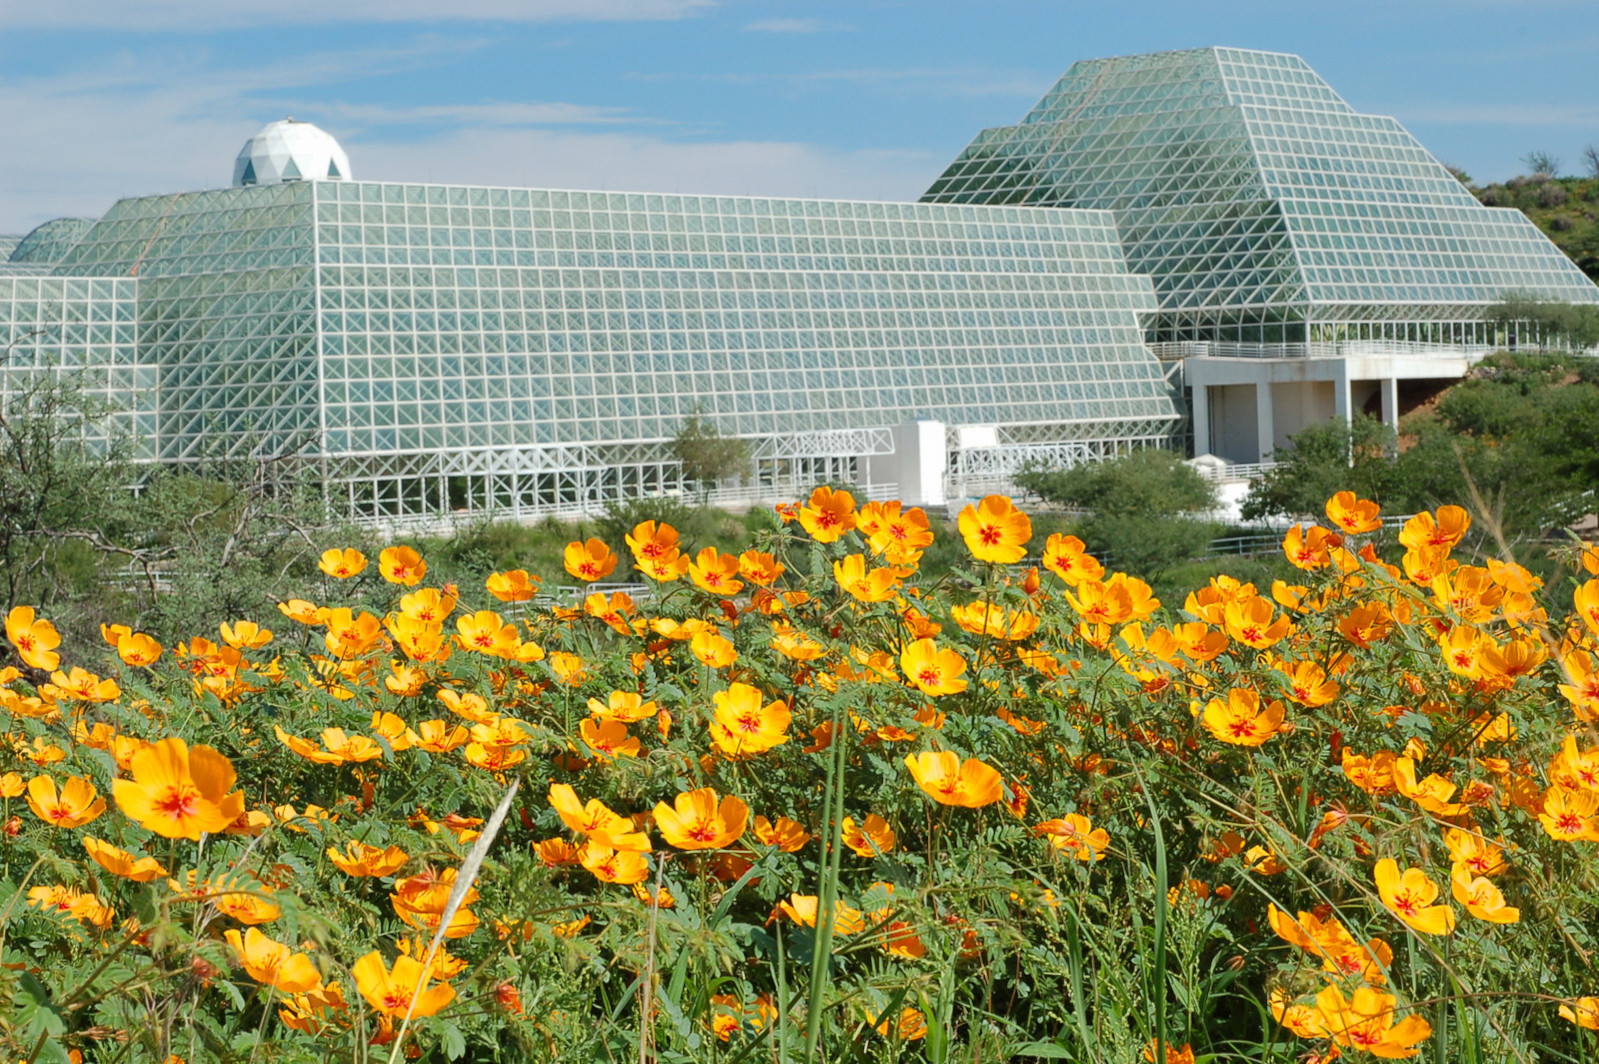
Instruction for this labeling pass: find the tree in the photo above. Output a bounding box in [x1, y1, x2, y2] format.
[1014, 449, 1219, 579]
[1486, 293, 1599, 349]
[1241, 415, 1399, 523]
[670, 412, 749, 503]
[1582, 142, 1599, 179]
[1523, 150, 1562, 177]
[0, 349, 138, 626]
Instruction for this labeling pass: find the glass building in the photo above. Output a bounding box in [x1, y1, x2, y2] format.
[2, 135, 1178, 518]
[925, 47, 1599, 344]
[6, 48, 1598, 515]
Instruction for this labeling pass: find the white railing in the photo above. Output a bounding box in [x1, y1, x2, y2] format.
[1192, 461, 1276, 483]
[1146, 339, 1590, 362]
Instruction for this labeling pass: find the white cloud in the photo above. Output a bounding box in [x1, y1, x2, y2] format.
[1398, 103, 1599, 127]
[0, 38, 941, 233]
[0, 0, 713, 30]
[629, 66, 1053, 100]
[743, 18, 847, 33]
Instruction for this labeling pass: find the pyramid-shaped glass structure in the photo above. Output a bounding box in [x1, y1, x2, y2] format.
[924, 47, 1599, 343]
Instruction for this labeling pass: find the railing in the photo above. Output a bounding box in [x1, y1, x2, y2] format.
[541, 581, 656, 607]
[1191, 461, 1276, 483]
[1146, 339, 1593, 362]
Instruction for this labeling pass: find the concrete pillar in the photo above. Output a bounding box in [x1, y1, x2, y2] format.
[1190, 382, 1210, 457]
[1255, 381, 1274, 463]
[889, 419, 947, 507]
[1333, 361, 1352, 424]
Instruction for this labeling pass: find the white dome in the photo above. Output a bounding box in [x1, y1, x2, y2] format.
[233, 118, 351, 187]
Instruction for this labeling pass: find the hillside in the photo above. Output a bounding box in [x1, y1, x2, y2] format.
[1468, 171, 1599, 279]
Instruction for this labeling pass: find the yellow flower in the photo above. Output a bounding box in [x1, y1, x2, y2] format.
[1538, 786, 1599, 842]
[950, 601, 1038, 641]
[454, 610, 522, 657]
[899, 638, 968, 696]
[378, 546, 426, 586]
[957, 495, 1031, 564]
[688, 547, 744, 596]
[112, 738, 244, 840]
[6, 606, 61, 671]
[564, 538, 619, 582]
[625, 520, 681, 563]
[1222, 595, 1291, 649]
[1041, 533, 1103, 585]
[26, 775, 106, 828]
[548, 784, 651, 851]
[317, 548, 368, 578]
[352, 951, 455, 1019]
[413, 720, 470, 752]
[775, 894, 864, 934]
[1398, 505, 1470, 552]
[903, 751, 1002, 808]
[797, 486, 857, 543]
[737, 550, 784, 586]
[841, 814, 897, 857]
[219, 620, 273, 649]
[653, 787, 748, 849]
[1373, 858, 1455, 935]
[1201, 689, 1286, 746]
[710, 683, 791, 758]
[1325, 491, 1382, 535]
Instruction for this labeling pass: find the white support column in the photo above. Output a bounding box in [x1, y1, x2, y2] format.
[1333, 361, 1352, 424]
[1255, 381, 1274, 463]
[1190, 382, 1210, 457]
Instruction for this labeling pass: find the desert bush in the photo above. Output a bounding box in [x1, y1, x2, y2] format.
[1, 489, 1598, 1063]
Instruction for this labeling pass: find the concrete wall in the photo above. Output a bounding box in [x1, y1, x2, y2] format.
[1210, 384, 1262, 463]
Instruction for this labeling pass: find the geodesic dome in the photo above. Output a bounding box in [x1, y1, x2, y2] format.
[232, 118, 351, 187]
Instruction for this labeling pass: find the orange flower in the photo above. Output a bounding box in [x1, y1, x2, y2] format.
[318, 548, 368, 578]
[486, 569, 540, 602]
[226, 928, 322, 994]
[535, 838, 581, 867]
[273, 725, 383, 765]
[589, 691, 658, 723]
[753, 815, 810, 852]
[580, 718, 641, 760]
[1141, 1042, 1196, 1064]
[1325, 491, 1382, 534]
[352, 951, 455, 1018]
[378, 546, 426, 586]
[1538, 787, 1599, 842]
[565, 538, 619, 582]
[904, 751, 1002, 808]
[578, 842, 650, 884]
[327, 841, 410, 877]
[737, 550, 784, 585]
[112, 738, 244, 840]
[1223, 595, 1291, 649]
[1278, 660, 1338, 707]
[1313, 984, 1432, 1058]
[775, 894, 865, 934]
[1041, 533, 1104, 585]
[26, 775, 106, 828]
[1398, 505, 1470, 552]
[1282, 524, 1339, 569]
[797, 487, 857, 543]
[117, 632, 164, 667]
[834, 554, 900, 603]
[548, 784, 651, 851]
[691, 631, 738, 669]
[82, 837, 167, 881]
[688, 547, 744, 596]
[957, 495, 1031, 564]
[841, 814, 896, 856]
[413, 720, 470, 753]
[1342, 749, 1398, 795]
[1033, 814, 1109, 861]
[870, 1006, 928, 1041]
[1450, 867, 1519, 924]
[1374, 858, 1455, 935]
[1202, 689, 1286, 746]
[1562, 997, 1599, 1030]
[455, 610, 522, 657]
[653, 787, 748, 849]
[899, 638, 968, 696]
[6, 606, 61, 671]
[626, 520, 681, 563]
[710, 683, 791, 758]
[951, 601, 1038, 641]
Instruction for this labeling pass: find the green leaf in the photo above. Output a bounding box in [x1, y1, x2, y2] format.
[440, 1020, 467, 1060]
[1007, 1043, 1076, 1059]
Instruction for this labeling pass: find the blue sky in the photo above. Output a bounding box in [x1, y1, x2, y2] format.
[3, 0, 1598, 232]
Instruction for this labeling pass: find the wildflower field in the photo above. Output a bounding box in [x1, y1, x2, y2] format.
[2, 488, 1599, 1064]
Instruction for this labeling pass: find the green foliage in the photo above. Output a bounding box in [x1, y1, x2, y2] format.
[1241, 414, 1399, 523]
[1015, 449, 1216, 519]
[1486, 292, 1599, 349]
[1473, 175, 1599, 281]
